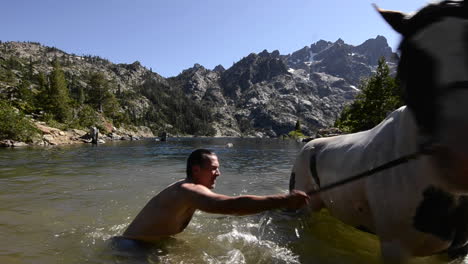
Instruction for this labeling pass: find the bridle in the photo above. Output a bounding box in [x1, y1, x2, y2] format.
[306, 142, 435, 196]
[306, 82, 468, 196]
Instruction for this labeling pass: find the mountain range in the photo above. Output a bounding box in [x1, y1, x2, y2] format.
[0, 35, 398, 138]
[167, 35, 398, 137]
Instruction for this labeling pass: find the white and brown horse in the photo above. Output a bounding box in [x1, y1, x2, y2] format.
[290, 1, 468, 262]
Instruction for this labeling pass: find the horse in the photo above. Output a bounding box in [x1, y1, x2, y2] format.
[289, 1, 468, 262]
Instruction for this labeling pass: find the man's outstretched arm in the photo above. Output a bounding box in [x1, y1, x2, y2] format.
[183, 184, 310, 215]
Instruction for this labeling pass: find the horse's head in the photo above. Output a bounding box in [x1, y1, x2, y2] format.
[377, 0, 468, 189]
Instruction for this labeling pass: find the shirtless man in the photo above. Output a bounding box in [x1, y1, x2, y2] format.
[117, 149, 309, 247]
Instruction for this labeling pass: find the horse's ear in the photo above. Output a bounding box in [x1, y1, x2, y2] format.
[373, 4, 407, 35]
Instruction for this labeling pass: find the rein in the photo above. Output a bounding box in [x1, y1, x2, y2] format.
[306, 142, 436, 196]
[305, 80, 468, 196]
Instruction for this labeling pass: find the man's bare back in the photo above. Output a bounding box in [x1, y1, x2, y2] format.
[121, 149, 310, 243]
[123, 180, 196, 242]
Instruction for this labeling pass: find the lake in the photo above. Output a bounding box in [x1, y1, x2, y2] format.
[0, 138, 454, 264]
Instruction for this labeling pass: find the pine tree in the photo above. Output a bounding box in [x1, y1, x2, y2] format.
[87, 72, 110, 113]
[35, 72, 50, 112]
[17, 80, 34, 112]
[48, 60, 72, 122]
[86, 72, 123, 124]
[4, 68, 15, 84]
[335, 57, 403, 133]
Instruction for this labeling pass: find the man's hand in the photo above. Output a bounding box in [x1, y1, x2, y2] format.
[285, 190, 310, 210]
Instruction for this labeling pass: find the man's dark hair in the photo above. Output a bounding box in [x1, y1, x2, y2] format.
[186, 149, 216, 179]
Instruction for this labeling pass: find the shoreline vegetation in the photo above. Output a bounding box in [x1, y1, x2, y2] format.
[0, 119, 155, 148]
[0, 93, 308, 147]
[0, 101, 304, 147]
[0, 119, 312, 148]
[0, 120, 344, 148]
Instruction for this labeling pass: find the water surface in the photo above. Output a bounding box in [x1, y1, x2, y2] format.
[0, 138, 454, 263]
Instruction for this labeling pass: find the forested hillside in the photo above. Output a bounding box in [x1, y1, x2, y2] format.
[0, 41, 216, 143]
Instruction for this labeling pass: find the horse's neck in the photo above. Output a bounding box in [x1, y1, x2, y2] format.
[368, 106, 422, 158]
[396, 106, 422, 154]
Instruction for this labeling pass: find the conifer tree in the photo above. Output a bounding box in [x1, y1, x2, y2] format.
[335, 57, 403, 133]
[17, 80, 34, 112]
[48, 60, 72, 122]
[4, 68, 15, 84]
[86, 72, 123, 124]
[87, 72, 110, 113]
[35, 72, 50, 111]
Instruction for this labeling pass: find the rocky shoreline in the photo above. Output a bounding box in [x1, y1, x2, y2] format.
[0, 120, 345, 148]
[0, 122, 155, 148]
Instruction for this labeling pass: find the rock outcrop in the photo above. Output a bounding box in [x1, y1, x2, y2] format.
[169, 36, 397, 137]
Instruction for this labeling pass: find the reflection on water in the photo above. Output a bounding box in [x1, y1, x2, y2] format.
[0, 138, 459, 263]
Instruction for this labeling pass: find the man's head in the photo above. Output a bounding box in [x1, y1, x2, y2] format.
[186, 149, 220, 189]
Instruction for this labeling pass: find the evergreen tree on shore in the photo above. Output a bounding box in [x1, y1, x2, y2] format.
[335, 58, 403, 133]
[87, 72, 111, 113]
[48, 60, 72, 122]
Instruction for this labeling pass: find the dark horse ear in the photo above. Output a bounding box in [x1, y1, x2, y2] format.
[373, 4, 408, 35]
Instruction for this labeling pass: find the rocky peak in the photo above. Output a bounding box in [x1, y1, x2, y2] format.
[180, 63, 204, 73]
[314, 40, 352, 60]
[124, 61, 144, 72]
[334, 38, 345, 45]
[287, 46, 312, 69]
[179, 63, 209, 77]
[221, 51, 289, 99]
[283, 36, 397, 85]
[259, 49, 270, 57]
[131, 61, 141, 67]
[353, 35, 395, 65]
[192, 63, 204, 70]
[168, 62, 223, 103]
[271, 50, 280, 57]
[258, 49, 281, 59]
[213, 64, 225, 73]
[310, 40, 333, 53]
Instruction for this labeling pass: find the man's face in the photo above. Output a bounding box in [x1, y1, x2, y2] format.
[193, 154, 220, 189]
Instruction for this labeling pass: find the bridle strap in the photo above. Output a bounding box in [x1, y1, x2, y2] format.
[304, 81, 468, 196]
[306, 141, 436, 196]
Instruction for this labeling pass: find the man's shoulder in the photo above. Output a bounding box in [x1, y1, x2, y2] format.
[156, 180, 194, 197]
[151, 180, 201, 204]
[180, 181, 210, 193]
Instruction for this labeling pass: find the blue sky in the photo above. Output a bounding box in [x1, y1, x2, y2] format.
[1, 0, 429, 77]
